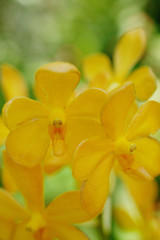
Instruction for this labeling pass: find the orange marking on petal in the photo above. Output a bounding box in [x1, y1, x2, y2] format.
[118, 153, 134, 172]
[34, 229, 52, 240]
[48, 122, 66, 157]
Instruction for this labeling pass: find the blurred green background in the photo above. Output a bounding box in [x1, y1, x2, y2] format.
[1, 0, 160, 83]
[0, 0, 160, 239]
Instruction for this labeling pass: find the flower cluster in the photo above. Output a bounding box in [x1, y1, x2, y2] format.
[0, 28, 160, 240]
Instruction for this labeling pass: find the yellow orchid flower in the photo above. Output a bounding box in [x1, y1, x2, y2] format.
[73, 82, 160, 216]
[0, 64, 28, 192]
[1, 151, 92, 240]
[83, 28, 156, 101]
[1, 63, 28, 100]
[0, 64, 28, 145]
[114, 176, 160, 240]
[2, 62, 108, 167]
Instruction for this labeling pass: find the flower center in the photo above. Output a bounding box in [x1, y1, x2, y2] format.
[49, 108, 66, 157]
[115, 137, 137, 171]
[25, 213, 46, 232]
[115, 137, 137, 156]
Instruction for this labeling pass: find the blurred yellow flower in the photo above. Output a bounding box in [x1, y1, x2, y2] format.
[1, 64, 28, 100]
[0, 116, 8, 146]
[73, 82, 160, 216]
[0, 64, 28, 192]
[2, 62, 108, 167]
[1, 151, 91, 240]
[114, 176, 160, 240]
[0, 64, 28, 145]
[83, 28, 156, 101]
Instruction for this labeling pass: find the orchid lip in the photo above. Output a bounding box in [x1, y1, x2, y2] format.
[48, 119, 66, 157]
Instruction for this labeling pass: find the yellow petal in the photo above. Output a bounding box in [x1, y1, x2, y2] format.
[45, 191, 91, 224]
[0, 188, 28, 221]
[114, 208, 139, 230]
[3, 151, 44, 213]
[126, 102, 138, 127]
[113, 179, 144, 229]
[0, 219, 14, 240]
[127, 66, 156, 101]
[49, 224, 89, 240]
[44, 143, 71, 174]
[6, 118, 50, 166]
[113, 28, 146, 81]
[89, 73, 109, 89]
[101, 82, 135, 140]
[0, 116, 8, 145]
[81, 154, 114, 216]
[66, 118, 106, 154]
[35, 62, 80, 108]
[126, 167, 153, 181]
[83, 53, 112, 81]
[66, 88, 108, 121]
[1, 64, 28, 100]
[73, 137, 114, 181]
[126, 101, 160, 140]
[2, 97, 48, 131]
[121, 173, 158, 215]
[131, 137, 160, 178]
[34, 82, 48, 105]
[2, 166, 17, 193]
